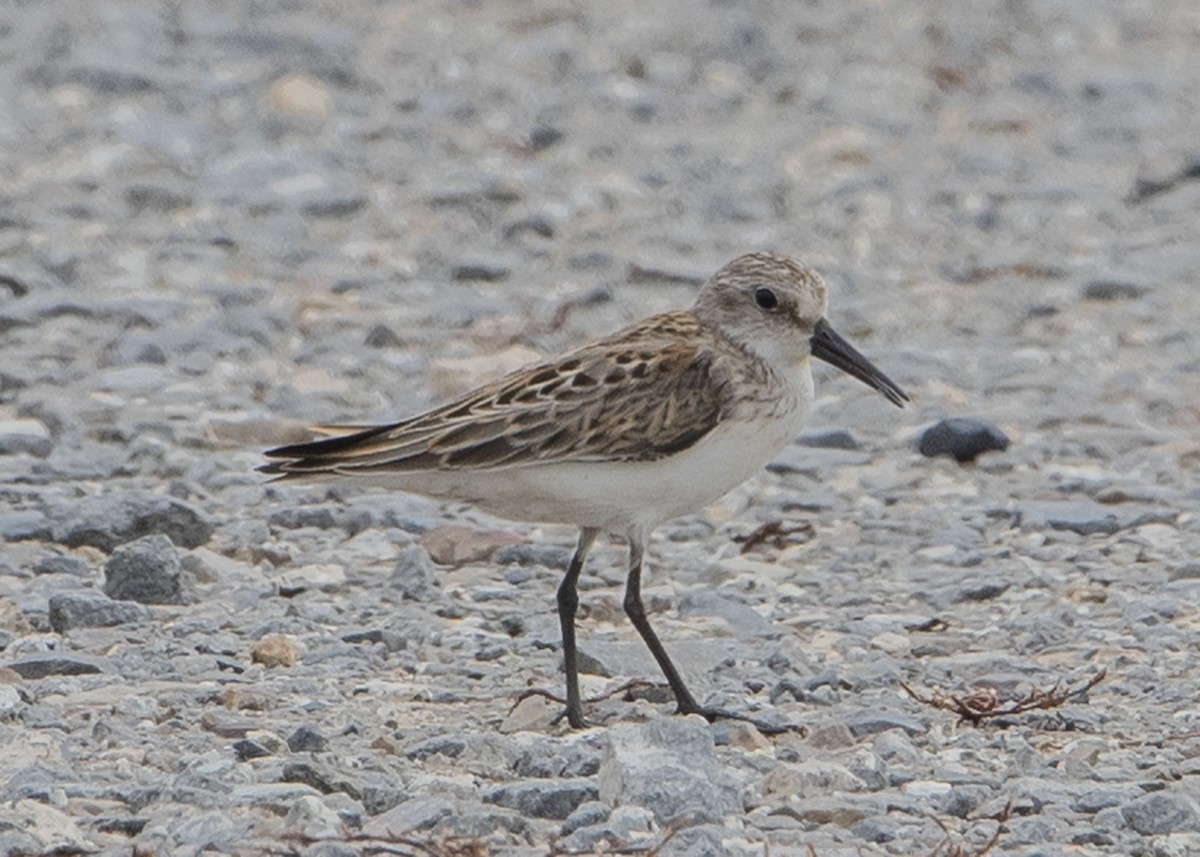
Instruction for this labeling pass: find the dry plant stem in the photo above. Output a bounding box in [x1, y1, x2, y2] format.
[901, 668, 1107, 725]
[737, 519, 815, 553]
[512, 678, 667, 721]
[929, 800, 1012, 857]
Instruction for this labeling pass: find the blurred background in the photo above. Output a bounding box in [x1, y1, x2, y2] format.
[3, 0, 1197, 439]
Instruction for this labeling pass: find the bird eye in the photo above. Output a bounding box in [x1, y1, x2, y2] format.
[754, 287, 778, 310]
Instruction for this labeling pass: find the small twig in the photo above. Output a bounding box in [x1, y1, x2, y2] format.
[511, 679, 668, 718]
[901, 668, 1106, 725]
[736, 520, 815, 554]
[928, 800, 1012, 856]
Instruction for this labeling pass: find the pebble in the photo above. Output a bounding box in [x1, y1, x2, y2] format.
[4, 655, 104, 678]
[287, 725, 329, 753]
[48, 591, 150, 632]
[0, 419, 52, 456]
[103, 534, 194, 605]
[251, 634, 301, 668]
[917, 417, 1010, 463]
[419, 524, 523, 566]
[54, 493, 213, 552]
[1120, 791, 1200, 835]
[598, 717, 741, 824]
[481, 778, 599, 820]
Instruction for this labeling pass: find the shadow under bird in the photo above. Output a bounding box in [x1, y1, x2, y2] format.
[262, 252, 908, 732]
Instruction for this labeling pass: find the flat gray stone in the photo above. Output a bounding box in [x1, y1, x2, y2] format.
[55, 492, 213, 551]
[103, 534, 194, 605]
[5, 655, 105, 678]
[482, 778, 598, 820]
[598, 717, 741, 824]
[48, 591, 151, 632]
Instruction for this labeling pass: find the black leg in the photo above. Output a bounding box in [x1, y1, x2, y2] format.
[557, 527, 599, 728]
[622, 530, 805, 736]
[621, 531, 701, 715]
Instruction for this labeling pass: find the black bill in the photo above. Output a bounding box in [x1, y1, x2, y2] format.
[810, 318, 908, 407]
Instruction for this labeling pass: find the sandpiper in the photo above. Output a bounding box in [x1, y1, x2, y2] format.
[262, 252, 908, 731]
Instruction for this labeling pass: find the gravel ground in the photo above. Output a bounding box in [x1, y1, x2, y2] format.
[2, 1, 1199, 855]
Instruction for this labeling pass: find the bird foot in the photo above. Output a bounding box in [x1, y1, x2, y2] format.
[682, 704, 808, 737]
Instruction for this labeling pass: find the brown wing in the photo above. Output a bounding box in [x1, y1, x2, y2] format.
[260, 312, 733, 478]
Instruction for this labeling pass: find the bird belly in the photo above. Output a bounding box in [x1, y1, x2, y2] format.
[364, 393, 810, 534]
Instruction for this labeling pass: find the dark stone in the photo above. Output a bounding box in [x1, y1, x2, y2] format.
[798, 429, 861, 450]
[48, 591, 150, 632]
[33, 554, 89, 576]
[918, 417, 1010, 463]
[405, 735, 466, 761]
[103, 534, 194, 605]
[364, 323, 403, 348]
[287, 725, 329, 753]
[233, 739, 272, 761]
[482, 778, 598, 820]
[341, 628, 407, 652]
[55, 492, 213, 551]
[1082, 280, 1147, 301]
[5, 655, 103, 678]
[452, 261, 511, 282]
[952, 581, 1010, 602]
[530, 126, 564, 151]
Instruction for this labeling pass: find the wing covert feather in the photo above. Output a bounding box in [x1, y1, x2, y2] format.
[261, 313, 733, 477]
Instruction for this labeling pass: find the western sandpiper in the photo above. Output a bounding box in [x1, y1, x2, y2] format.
[262, 252, 907, 731]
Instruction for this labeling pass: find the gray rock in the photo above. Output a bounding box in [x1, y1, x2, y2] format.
[843, 711, 926, 738]
[658, 824, 727, 856]
[268, 505, 371, 536]
[287, 725, 329, 753]
[1082, 280, 1147, 301]
[598, 718, 741, 824]
[33, 554, 89, 576]
[5, 655, 104, 678]
[104, 535, 194, 604]
[561, 800, 610, 836]
[48, 591, 150, 632]
[452, 260, 511, 282]
[364, 323, 403, 348]
[0, 685, 23, 718]
[341, 628, 407, 653]
[493, 542, 573, 569]
[0, 418, 52, 456]
[0, 511, 51, 541]
[405, 735, 466, 761]
[918, 417, 1010, 463]
[677, 590, 771, 637]
[362, 797, 455, 835]
[798, 428, 861, 450]
[55, 492, 213, 551]
[283, 794, 343, 840]
[1016, 500, 1123, 536]
[1120, 791, 1200, 835]
[233, 739, 273, 761]
[482, 778, 598, 820]
[390, 544, 440, 601]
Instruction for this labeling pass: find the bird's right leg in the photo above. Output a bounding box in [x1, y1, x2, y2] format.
[557, 526, 600, 728]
